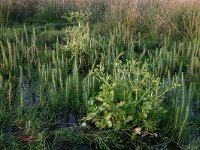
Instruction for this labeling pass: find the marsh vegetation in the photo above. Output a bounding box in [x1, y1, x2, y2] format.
[0, 0, 200, 149]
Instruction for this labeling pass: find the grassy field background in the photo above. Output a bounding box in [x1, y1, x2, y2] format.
[0, 0, 200, 149]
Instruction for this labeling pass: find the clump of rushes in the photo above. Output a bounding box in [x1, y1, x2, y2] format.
[83, 60, 178, 140]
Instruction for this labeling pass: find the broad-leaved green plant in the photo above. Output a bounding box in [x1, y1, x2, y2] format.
[83, 60, 176, 140]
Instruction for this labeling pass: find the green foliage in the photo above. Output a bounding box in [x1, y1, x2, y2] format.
[37, 30, 65, 46]
[84, 60, 175, 137]
[62, 10, 89, 26]
[62, 23, 90, 57]
[0, 2, 200, 149]
[53, 128, 86, 148]
[62, 10, 91, 57]
[61, 10, 100, 69]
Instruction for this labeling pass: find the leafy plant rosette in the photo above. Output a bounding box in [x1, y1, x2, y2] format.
[83, 60, 177, 140]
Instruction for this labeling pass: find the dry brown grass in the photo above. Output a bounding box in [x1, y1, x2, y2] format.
[0, 0, 199, 31]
